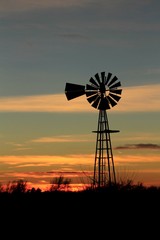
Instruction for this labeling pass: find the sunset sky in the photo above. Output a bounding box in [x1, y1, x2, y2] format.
[0, 0, 160, 190]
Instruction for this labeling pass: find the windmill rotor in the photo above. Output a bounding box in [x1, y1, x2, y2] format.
[85, 72, 122, 110]
[65, 71, 122, 110]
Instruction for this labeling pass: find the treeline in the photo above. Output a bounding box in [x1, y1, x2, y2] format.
[0, 178, 158, 238]
[0, 177, 159, 228]
[0, 176, 160, 193]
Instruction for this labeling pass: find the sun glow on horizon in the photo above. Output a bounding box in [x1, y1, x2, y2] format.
[0, 153, 159, 189]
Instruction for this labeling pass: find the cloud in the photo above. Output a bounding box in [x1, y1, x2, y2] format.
[0, 84, 159, 113]
[0, 0, 90, 13]
[114, 84, 160, 113]
[115, 143, 160, 150]
[0, 0, 135, 13]
[114, 133, 160, 142]
[0, 94, 91, 112]
[146, 68, 160, 75]
[0, 154, 94, 166]
[31, 134, 93, 143]
[7, 142, 32, 152]
[0, 153, 159, 169]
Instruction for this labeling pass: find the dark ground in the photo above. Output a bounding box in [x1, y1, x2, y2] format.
[0, 187, 159, 238]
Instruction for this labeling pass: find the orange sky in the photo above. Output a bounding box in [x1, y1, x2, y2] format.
[0, 153, 159, 191]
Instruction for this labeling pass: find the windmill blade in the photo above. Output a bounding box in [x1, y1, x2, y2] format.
[87, 93, 99, 103]
[107, 95, 117, 107]
[109, 81, 121, 89]
[108, 76, 118, 87]
[105, 72, 112, 85]
[65, 83, 85, 100]
[101, 72, 105, 84]
[86, 91, 97, 97]
[109, 89, 122, 95]
[91, 96, 101, 109]
[89, 77, 99, 88]
[94, 73, 101, 85]
[109, 93, 121, 102]
[98, 97, 110, 110]
[86, 84, 98, 91]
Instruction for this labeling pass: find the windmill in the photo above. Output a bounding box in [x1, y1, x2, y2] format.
[65, 71, 122, 188]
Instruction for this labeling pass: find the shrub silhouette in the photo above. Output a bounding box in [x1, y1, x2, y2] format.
[49, 175, 71, 192]
[5, 179, 28, 193]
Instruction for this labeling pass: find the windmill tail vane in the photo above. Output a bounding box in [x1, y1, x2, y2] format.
[65, 71, 122, 188]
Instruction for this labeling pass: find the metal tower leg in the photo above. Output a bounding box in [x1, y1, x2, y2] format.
[93, 110, 117, 188]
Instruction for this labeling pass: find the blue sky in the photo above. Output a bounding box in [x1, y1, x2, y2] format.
[0, 0, 160, 190]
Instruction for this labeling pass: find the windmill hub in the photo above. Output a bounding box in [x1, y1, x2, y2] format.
[99, 82, 106, 93]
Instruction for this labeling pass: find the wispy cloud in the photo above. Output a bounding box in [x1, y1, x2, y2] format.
[31, 134, 93, 143]
[1, 0, 159, 37]
[6, 142, 32, 152]
[0, 0, 90, 13]
[0, 154, 94, 166]
[115, 143, 160, 150]
[146, 68, 160, 75]
[115, 84, 160, 112]
[0, 154, 159, 170]
[0, 84, 159, 113]
[0, 94, 90, 112]
[113, 133, 160, 142]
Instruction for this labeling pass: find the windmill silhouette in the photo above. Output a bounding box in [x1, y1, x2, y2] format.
[65, 71, 122, 188]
